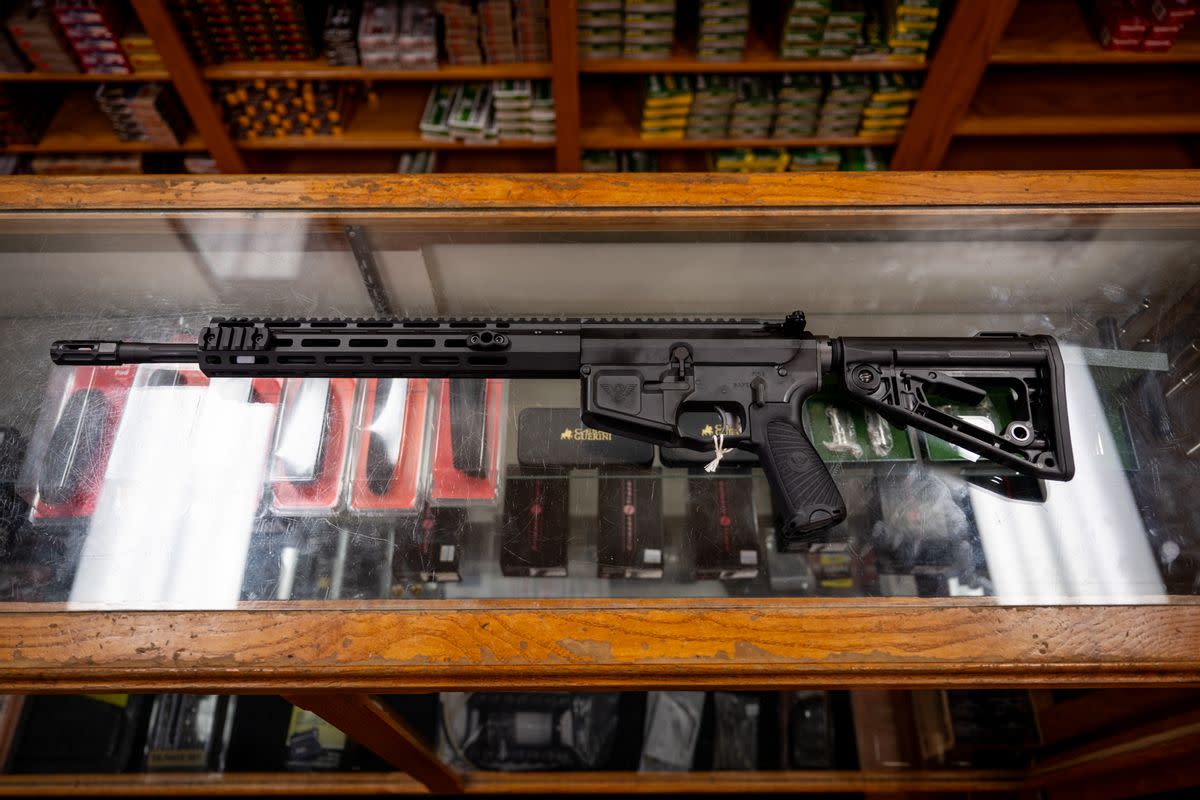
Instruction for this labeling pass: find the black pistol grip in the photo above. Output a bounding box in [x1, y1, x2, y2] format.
[758, 416, 846, 543]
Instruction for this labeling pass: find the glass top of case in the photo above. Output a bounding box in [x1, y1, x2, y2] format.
[0, 205, 1197, 609]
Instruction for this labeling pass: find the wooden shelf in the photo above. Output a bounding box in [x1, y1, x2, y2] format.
[579, 84, 894, 149]
[943, 136, 1200, 169]
[580, 56, 924, 75]
[581, 132, 898, 150]
[0, 769, 1027, 796]
[236, 86, 553, 151]
[248, 149, 555, 172]
[993, 0, 1200, 64]
[436, 149, 556, 171]
[0, 70, 170, 82]
[581, 27, 925, 74]
[958, 111, 1200, 136]
[2, 91, 205, 154]
[238, 135, 551, 151]
[0, 1, 1193, 171]
[204, 60, 553, 81]
[956, 67, 1200, 136]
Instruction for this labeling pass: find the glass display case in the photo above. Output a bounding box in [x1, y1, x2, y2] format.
[1, 178, 1197, 609]
[0, 173, 1196, 796]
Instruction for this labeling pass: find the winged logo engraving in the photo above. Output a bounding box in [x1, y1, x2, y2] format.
[599, 381, 636, 406]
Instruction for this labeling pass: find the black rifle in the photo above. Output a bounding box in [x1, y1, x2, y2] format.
[50, 311, 1074, 541]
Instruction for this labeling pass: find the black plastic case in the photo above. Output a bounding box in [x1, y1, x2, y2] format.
[518, 408, 655, 467]
[597, 467, 663, 579]
[500, 469, 569, 577]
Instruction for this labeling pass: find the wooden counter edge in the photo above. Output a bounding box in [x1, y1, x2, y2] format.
[0, 171, 1196, 211]
[0, 601, 1195, 691]
[0, 769, 1028, 795]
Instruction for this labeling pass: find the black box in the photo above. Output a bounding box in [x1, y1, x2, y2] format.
[338, 528, 391, 599]
[8, 695, 151, 773]
[143, 694, 233, 772]
[224, 696, 291, 771]
[288, 524, 339, 600]
[518, 408, 655, 467]
[597, 467, 663, 579]
[394, 505, 468, 583]
[459, 693, 620, 771]
[500, 469, 569, 577]
[941, 691, 1037, 768]
[239, 521, 293, 602]
[789, 691, 835, 769]
[688, 474, 760, 580]
[712, 692, 761, 770]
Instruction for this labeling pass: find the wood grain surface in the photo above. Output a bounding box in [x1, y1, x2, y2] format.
[1034, 689, 1200, 748]
[0, 600, 1196, 692]
[129, 0, 246, 173]
[0, 769, 1026, 796]
[991, 0, 1200, 65]
[1029, 706, 1200, 787]
[201, 61, 553, 81]
[0, 172, 1197, 212]
[891, 0, 1019, 170]
[958, 68, 1200, 137]
[548, 0, 581, 172]
[283, 694, 462, 793]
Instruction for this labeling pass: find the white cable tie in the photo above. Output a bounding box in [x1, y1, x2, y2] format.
[704, 432, 735, 473]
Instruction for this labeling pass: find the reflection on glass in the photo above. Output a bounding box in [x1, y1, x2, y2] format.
[974, 350, 1162, 603]
[0, 210, 1195, 608]
[69, 374, 274, 608]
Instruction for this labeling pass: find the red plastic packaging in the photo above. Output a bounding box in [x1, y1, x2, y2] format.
[270, 378, 356, 514]
[30, 365, 137, 520]
[1153, 0, 1198, 21]
[428, 379, 506, 504]
[347, 378, 433, 513]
